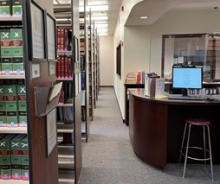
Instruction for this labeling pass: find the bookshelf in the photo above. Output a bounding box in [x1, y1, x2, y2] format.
[54, 0, 82, 183]
[94, 28, 100, 100]
[0, 0, 60, 184]
[206, 34, 220, 80]
[0, 181, 28, 184]
[79, 1, 90, 142]
[95, 31, 100, 99]
[88, 11, 94, 120]
[91, 23, 96, 108]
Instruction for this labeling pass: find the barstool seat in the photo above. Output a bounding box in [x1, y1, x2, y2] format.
[179, 118, 213, 181]
[186, 118, 211, 126]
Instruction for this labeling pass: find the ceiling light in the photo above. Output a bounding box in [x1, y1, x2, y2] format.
[91, 16, 108, 21]
[140, 16, 148, 19]
[79, 5, 108, 12]
[56, 18, 70, 21]
[79, 16, 108, 22]
[98, 33, 108, 36]
[95, 24, 108, 28]
[97, 29, 108, 33]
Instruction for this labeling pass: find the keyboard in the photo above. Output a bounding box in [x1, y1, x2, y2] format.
[168, 95, 204, 101]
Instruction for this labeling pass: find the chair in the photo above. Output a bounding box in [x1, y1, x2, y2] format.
[178, 118, 213, 181]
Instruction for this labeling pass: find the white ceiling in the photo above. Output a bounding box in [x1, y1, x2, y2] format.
[53, 0, 123, 36]
[53, 0, 220, 36]
[126, 0, 220, 26]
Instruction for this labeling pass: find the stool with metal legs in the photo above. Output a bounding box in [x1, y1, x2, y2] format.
[178, 118, 213, 181]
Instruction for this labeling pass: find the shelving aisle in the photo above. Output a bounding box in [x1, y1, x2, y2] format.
[79, 87, 220, 184]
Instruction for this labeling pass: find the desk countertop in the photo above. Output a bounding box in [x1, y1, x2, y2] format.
[128, 88, 220, 105]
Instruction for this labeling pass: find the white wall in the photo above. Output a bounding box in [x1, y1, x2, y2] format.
[113, 0, 143, 118]
[114, 9, 220, 119]
[99, 36, 114, 86]
[149, 10, 220, 75]
[124, 26, 151, 75]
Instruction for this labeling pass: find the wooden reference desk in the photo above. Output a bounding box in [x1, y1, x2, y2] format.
[124, 83, 144, 125]
[129, 88, 220, 169]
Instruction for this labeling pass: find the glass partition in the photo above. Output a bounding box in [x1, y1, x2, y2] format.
[162, 34, 220, 82]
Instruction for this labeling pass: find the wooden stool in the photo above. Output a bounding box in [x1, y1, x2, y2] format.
[178, 118, 213, 181]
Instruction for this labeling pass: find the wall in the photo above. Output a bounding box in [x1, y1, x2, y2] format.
[113, 0, 143, 118]
[124, 26, 151, 75]
[116, 9, 220, 119]
[99, 36, 114, 86]
[149, 10, 220, 75]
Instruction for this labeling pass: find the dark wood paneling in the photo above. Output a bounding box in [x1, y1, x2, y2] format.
[124, 84, 144, 125]
[167, 104, 220, 164]
[129, 94, 167, 169]
[28, 61, 58, 184]
[129, 92, 220, 169]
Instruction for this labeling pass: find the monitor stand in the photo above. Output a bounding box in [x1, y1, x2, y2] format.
[182, 89, 188, 96]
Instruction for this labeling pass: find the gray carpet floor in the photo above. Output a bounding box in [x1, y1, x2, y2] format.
[79, 87, 220, 184]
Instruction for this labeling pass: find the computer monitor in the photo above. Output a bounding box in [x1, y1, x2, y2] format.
[172, 66, 203, 96]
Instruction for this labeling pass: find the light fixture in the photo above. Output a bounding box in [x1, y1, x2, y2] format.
[140, 16, 148, 19]
[79, 16, 108, 22]
[98, 33, 108, 36]
[79, 5, 108, 12]
[97, 29, 108, 33]
[95, 24, 108, 28]
[56, 18, 71, 21]
[91, 16, 108, 21]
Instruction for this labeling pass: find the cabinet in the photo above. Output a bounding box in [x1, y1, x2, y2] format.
[54, 1, 82, 183]
[124, 83, 144, 126]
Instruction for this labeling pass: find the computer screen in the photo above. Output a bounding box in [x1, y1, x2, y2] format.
[172, 67, 203, 89]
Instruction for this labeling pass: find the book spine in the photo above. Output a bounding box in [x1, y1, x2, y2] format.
[60, 56, 65, 79]
[56, 57, 61, 79]
[64, 56, 68, 78]
[60, 29, 64, 51]
[57, 29, 61, 51]
[67, 57, 72, 78]
[64, 29, 68, 51]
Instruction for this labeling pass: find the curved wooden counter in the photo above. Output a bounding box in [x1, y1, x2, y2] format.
[129, 89, 220, 169]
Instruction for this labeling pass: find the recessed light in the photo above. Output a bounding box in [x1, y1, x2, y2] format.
[140, 16, 148, 19]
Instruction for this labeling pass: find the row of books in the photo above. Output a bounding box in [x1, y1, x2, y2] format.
[0, 84, 27, 127]
[0, 0, 22, 17]
[58, 83, 73, 104]
[0, 134, 29, 180]
[187, 88, 219, 95]
[57, 29, 71, 52]
[0, 28, 24, 75]
[125, 71, 146, 84]
[57, 107, 74, 122]
[56, 56, 73, 79]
